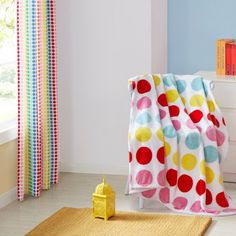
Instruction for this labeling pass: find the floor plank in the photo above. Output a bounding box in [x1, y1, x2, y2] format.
[0, 172, 235, 236]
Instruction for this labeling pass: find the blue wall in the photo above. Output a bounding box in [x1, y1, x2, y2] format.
[168, 0, 236, 74]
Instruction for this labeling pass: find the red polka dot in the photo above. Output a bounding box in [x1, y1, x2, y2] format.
[177, 175, 193, 192]
[131, 81, 136, 90]
[169, 105, 180, 117]
[157, 94, 168, 107]
[206, 189, 213, 205]
[216, 192, 229, 208]
[157, 147, 165, 164]
[166, 169, 177, 186]
[137, 79, 151, 94]
[142, 189, 156, 198]
[222, 118, 226, 126]
[196, 179, 206, 196]
[136, 147, 152, 165]
[129, 152, 132, 163]
[207, 113, 211, 121]
[207, 113, 220, 127]
[189, 110, 203, 123]
[211, 115, 220, 128]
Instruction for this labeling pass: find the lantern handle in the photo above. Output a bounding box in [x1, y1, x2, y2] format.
[103, 176, 106, 184]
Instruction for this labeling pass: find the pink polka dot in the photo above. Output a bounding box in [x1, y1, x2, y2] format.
[142, 189, 156, 198]
[190, 201, 203, 213]
[136, 170, 153, 186]
[137, 96, 152, 110]
[129, 174, 132, 184]
[196, 126, 202, 133]
[159, 109, 166, 120]
[172, 197, 188, 210]
[206, 126, 217, 141]
[172, 120, 181, 131]
[216, 130, 225, 146]
[186, 119, 195, 129]
[159, 187, 170, 204]
[223, 208, 236, 213]
[157, 169, 166, 186]
[205, 209, 220, 215]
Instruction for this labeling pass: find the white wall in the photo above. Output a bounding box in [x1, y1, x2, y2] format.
[57, 0, 167, 175]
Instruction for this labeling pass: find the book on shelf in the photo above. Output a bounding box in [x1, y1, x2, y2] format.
[216, 40, 221, 75]
[226, 43, 232, 75]
[216, 39, 234, 75]
[231, 43, 236, 75]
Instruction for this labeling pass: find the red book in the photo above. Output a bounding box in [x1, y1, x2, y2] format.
[226, 43, 232, 75]
[231, 43, 236, 75]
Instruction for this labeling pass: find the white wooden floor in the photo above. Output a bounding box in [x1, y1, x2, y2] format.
[0, 172, 236, 236]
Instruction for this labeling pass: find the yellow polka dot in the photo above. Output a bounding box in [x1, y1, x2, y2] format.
[207, 100, 215, 112]
[135, 127, 152, 142]
[153, 75, 161, 86]
[219, 175, 223, 185]
[172, 152, 178, 166]
[180, 96, 186, 105]
[200, 160, 206, 176]
[190, 95, 204, 107]
[206, 166, 215, 184]
[156, 128, 164, 141]
[164, 142, 171, 157]
[128, 132, 131, 140]
[166, 90, 179, 103]
[181, 154, 197, 171]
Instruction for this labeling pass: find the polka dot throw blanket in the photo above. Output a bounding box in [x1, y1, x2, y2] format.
[128, 74, 236, 216]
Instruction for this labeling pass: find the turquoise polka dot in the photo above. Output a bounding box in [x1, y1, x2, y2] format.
[155, 115, 160, 123]
[163, 125, 176, 138]
[191, 77, 203, 91]
[203, 80, 209, 96]
[185, 132, 201, 149]
[136, 112, 152, 125]
[177, 132, 181, 144]
[204, 146, 219, 163]
[176, 80, 186, 94]
[163, 74, 176, 87]
[163, 77, 173, 86]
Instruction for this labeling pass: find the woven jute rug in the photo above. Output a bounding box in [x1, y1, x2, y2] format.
[26, 207, 212, 236]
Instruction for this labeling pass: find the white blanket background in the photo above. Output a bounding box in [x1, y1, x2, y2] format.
[128, 74, 236, 216]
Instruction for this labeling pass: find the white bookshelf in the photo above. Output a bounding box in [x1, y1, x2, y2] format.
[196, 71, 236, 182]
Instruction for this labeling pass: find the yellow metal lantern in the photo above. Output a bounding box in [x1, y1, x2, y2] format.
[92, 177, 115, 220]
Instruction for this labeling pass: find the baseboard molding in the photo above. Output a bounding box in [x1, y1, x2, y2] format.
[0, 186, 17, 209]
[60, 162, 128, 175]
[223, 172, 236, 183]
